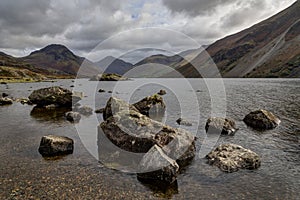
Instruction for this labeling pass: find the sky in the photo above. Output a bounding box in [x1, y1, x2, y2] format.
[0, 0, 297, 63]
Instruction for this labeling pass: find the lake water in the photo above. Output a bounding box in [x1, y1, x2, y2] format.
[0, 78, 299, 199]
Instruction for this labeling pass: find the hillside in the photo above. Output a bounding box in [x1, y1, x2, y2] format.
[95, 56, 133, 75]
[172, 1, 300, 78]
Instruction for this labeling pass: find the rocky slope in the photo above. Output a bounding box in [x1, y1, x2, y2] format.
[95, 56, 133, 75]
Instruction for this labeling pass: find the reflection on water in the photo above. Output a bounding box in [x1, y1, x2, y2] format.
[30, 106, 71, 122]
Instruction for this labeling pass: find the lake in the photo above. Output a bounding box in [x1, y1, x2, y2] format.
[0, 78, 299, 199]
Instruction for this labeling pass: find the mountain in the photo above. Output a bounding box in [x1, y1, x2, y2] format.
[95, 56, 133, 75]
[20, 44, 100, 77]
[172, 1, 300, 78]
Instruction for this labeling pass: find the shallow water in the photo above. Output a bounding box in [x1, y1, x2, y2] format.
[0, 78, 299, 199]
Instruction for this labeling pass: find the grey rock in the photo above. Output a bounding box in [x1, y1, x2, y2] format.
[176, 118, 192, 126]
[77, 106, 93, 116]
[243, 109, 280, 130]
[206, 143, 261, 173]
[205, 117, 238, 135]
[133, 94, 166, 117]
[2, 92, 9, 97]
[158, 89, 167, 95]
[65, 111, 81, 123]
[137, 145, 179, 183]
[98, 89, 106, 93]
[95, 108, 105, 114]
[28, 86, 81, 107]
[0, 97, 13, 105]
[38, 135, 74, 157]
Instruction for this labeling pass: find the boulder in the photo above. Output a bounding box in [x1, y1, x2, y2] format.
[38, 135, 74, 157]
[206, 143, 261, 173]
[176, 118, 192, 126]
[0, 97, 13, 105]
[205, 117, 238, 135]
[28, 86, 81, 107]
[137, 145, 179, 183]
[77, 106, 93, 116]
[100, 108, 196, 166]
[243, 109, 280, 130]
[102, 97, 140, 120]
[133, 94, 166, 117]
[98, 89, 106, 93]
[158, 89, 167, 95]
[65, 111, 81, 123]
[95, 108, 105, 114]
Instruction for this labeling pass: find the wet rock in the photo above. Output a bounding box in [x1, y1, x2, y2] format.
[77, 106, 93, 116]
[0, 97, 13, 105]
[108, 91, 112, 93]
[28, 86, 81, 107]
[38, 135, 74, 157]
[205, 117, 238, 135]
[176, 118, 192, 126]
[16, 98, 33, 105]
[133, 94, 166, 117]
[243, 109, 280, 130]
[206, 143, 261, 173]
[158, 89, 167, 95]
[65, 111, 81, 123]
[90, 73, 129, 81]
[102, 97, 140, 120]
[137, 145, 179, 183]
[98, 89, 106, 93]
[100, 108, 196, 166]
[2, 92, 8, 97]
[95, 108, 105, 114]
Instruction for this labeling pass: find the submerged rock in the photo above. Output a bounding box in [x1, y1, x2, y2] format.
[16, 98, 33, 105]
[206, 143, 261, 173]
[65, 111, 81, 123]
[0, 97, 13, 105]
[77, 106, 93, 116]
[133, 94, 166, 117]
[158, 89, 167, 95]
[137, 145, 179, 183]
[243, 109, 280, 130]
[38, 135, 74, 157]
[176, 118, 192, 126]
[205, 117, 238, 135]
[98, 89, 106, 93]
[28, 86, 81, 107]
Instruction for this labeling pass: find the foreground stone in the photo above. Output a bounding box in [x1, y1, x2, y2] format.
[95, 108, 105, 114]
[38, 135, 74, 157]
[90, 73, 129, 81]
[28, 86, 81, 107]
[137, 145, 179, 183]
[243, 109, 280, 130]
[133, 94, 166, 117]
[0, 97, 13, 105]
[65, 111, 81, 123]
[206, 143, 261, 173]
[98, 89, 106, 93]
[205, 117, 238, 135]
[16, 98, 33, 105]
[176, 118, 192, 126]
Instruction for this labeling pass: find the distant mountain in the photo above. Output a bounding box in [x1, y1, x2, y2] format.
[172, 1, 300, 78]
[20, 44, 100, 77]
[95, 56, 133, 75]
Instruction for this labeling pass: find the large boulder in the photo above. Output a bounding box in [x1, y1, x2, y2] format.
[133, 94, 166, 117]
[206, 143, 261, 173]
[100, 108, 196, 166]
[205, 117, 238, 135]
[137, 145, 179, 183]
[243, 109, 280, 130]
[0, 97, 13, 105]
[28, 86, 81, 107]
[103, 97, 140, 120]
[38, 135, 74, 157]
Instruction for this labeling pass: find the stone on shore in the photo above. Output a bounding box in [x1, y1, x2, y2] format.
[158, 89, 167, 95]
[98, 89, 106, 93]
[28, 86, 81, 107]
[206, 143, 261, 173]
[205, 117, 238, 135]
[133, 94, 166, 117]
[0, 97, 13, 105]
[176, 118, 192, 126]
[95, 108, 105, 114]
[65, 111, 81, 123]
[77, 106, 93, 116]
[38, 135, 74, 157]
[243, 109, 280, 130]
